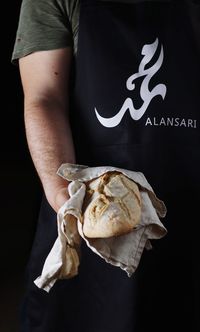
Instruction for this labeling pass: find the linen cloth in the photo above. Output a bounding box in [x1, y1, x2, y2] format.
[34, 163, 167, 292]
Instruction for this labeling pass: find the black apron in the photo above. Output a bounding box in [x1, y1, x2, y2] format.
[20, 1, 200, 331]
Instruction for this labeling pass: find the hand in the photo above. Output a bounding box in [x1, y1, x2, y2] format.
[46, 185, 70, 213]
[54, 186, 70, 212]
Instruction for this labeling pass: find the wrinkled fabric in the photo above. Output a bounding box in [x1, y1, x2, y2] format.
[34, 164, 167, 292]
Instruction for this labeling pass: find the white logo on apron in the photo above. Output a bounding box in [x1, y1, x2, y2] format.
[95, 38, 167, 128]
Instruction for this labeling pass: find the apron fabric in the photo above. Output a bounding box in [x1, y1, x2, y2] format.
[20, 1, 200, 331]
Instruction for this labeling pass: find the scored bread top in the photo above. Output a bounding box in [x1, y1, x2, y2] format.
[82, 172, 142, 238]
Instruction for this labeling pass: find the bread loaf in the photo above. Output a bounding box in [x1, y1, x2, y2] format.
[82, 172, 141, 238]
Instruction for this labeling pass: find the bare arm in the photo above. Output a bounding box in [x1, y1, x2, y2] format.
[19, 47, 75, 212]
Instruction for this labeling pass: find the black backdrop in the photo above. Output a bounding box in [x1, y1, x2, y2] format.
[2, 1, 200, 331]
[1, 1, 42, 330]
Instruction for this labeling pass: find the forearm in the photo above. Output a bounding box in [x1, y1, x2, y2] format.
[24, 99, 75, 211]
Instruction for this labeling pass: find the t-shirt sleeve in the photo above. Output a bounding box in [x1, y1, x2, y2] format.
[11, 0, 73, 64]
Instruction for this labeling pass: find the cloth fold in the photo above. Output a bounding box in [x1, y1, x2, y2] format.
[34, 163, 167, 292]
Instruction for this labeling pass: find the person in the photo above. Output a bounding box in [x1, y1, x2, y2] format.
[12, 0, 200, 331]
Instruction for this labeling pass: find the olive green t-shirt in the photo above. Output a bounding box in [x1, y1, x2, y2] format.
[12, 0, 80, 63]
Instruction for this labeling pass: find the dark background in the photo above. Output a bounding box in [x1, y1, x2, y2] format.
[2, 1, 200, 331]
[1, 1, 42, 330]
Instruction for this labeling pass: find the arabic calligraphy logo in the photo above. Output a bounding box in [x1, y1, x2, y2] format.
[95, 38, 167, 128]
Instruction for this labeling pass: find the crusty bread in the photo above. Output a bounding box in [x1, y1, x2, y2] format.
[82, 172, 141, 238]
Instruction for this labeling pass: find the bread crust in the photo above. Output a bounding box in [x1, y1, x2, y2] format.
[82, 172, 142, 238]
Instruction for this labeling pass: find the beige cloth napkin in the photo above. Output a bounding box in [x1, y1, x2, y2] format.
[34, 163, 167, 292]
